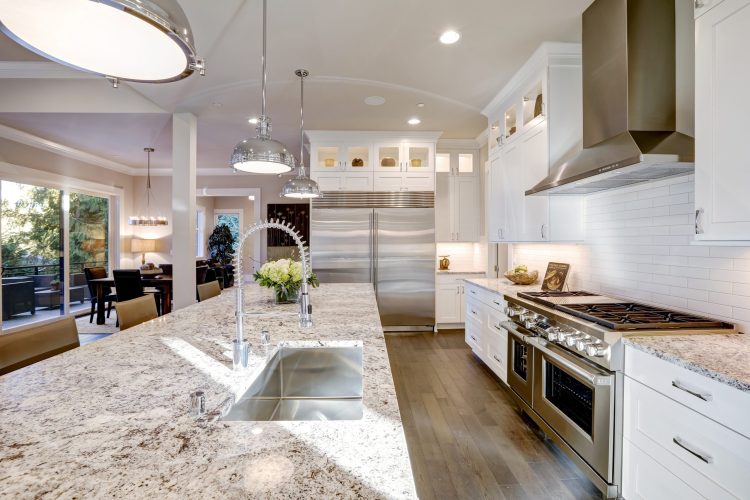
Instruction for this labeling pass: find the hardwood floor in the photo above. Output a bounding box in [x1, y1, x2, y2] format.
[385, 330, 602, 500]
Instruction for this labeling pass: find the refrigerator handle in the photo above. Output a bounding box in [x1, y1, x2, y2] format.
[373, 211, 378, 293]
[369, 212, 374, 284]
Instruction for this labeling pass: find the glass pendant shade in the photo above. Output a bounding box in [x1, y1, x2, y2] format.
[0, 0, 203, 83]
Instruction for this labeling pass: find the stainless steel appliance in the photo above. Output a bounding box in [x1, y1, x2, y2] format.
[504, 290, 736, 499]
[311, 192, 435, 331]
[527, 0, 695, 195]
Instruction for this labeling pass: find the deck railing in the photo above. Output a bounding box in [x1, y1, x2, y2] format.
[1, 261, 108, 277]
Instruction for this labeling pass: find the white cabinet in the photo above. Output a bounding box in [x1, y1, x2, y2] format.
[694, 0, 750, 241]
[436, 276, 466, 324]
[694, 0, 725, 18]
[306, 131, 439, 192]
[482, 43, 584, 243]
[462, 282, 509, 383]
[436, 150, 480, 242]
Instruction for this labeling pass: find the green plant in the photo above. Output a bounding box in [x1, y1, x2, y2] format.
[208, 224, 236, 265]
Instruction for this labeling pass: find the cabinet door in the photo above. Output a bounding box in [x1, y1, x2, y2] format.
[695, 0, 724, 18]
[403, 172, 434, 191]
[454, 176, 480, 242]
[436, 283, 461, 323]
[373, 172, 404, 191]
[695, 0, 750, 241]
[311, 172, 343, 191]
[405, 143, 435, 172]
[501, 143, 523, 241]
[343, 144, 373, 171]
[521, 122, 550, 241]
[341, 173, 373, 191]
[623, 440, 703, 500]
[374, 143, 404, 172]
[488, 155, 508, 242]
[435, 172, 453, 241]
[312, 144, 344, 172]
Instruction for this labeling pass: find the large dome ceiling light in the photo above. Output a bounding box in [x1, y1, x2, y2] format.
[129, 147, 168, 226]
[282, 69, 321, 199]
[230, 0, 294, 175]
[0, 0, 205, 84]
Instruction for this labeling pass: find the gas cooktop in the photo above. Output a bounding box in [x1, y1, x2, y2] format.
[517, 290, 621, 307]
[556, 302, 736, 330]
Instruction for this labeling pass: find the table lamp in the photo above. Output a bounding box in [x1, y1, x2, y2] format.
[131, 238, 156, 266]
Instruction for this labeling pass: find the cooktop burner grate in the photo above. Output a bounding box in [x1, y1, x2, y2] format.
[518, 291, 599, 298]
[557, 302, 734, 330]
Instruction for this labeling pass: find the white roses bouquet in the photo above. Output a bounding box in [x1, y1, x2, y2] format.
[253, 259, 319, 303]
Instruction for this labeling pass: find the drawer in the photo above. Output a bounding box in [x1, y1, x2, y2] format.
[464, 283, 506, 313]
[624, 377, 749, 499]
[465, 314, 482, 354]
[464, 298, 484, 323]
[625, 345, 750, 439]
[622, 439, 703, 500]
[436, 273, 482, 285]
[484, 325, 508, 384]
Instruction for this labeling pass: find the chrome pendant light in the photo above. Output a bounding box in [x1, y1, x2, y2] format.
[0, 0, 204, 84]
[282, 69, 321, 199]
[230, 0, 294, 174]
[129, 147, 168, 226]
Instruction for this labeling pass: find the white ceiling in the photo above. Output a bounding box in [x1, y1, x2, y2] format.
[0, 0, 593, 173]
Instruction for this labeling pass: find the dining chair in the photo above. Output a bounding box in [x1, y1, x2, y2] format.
[115, 295, 158, 330]
[113, 269, 161, 315]
[0, 316, 79, 375]
[197, 281, 221, 302]
[196, 265, 209, 285]
[159, 263, 173, 276]
[84, 267, 116, 323]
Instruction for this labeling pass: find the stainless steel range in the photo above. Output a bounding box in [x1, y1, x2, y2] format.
[503, 290, 736, 499]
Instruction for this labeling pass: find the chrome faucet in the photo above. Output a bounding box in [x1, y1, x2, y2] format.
[233, 219, 313, 370]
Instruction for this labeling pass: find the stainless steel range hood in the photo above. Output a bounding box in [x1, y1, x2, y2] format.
[527, 0, 694, 195]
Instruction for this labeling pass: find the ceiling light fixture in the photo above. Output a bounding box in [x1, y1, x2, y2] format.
[248, 117, 259, 124]
[281, 69, 321, 199]
[0, 0, 204, 83]
[408, 117, 421, 125]
[129, 147, 168, 226]
[364, 96, 386, 106]
[230, 0, 294, 174]
[439, 30, 461, 45]
[417, 102, 425, 108]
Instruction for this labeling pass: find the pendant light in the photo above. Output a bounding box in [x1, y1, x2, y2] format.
[0, 0, 204, 84]
[230, 0, 294, 174]
[129, 147, 168, 226]
[282, 69, 321, 199]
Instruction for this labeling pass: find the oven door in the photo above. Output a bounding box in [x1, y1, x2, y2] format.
[532, 339, 615, 482]
[504, 321, 534, 408]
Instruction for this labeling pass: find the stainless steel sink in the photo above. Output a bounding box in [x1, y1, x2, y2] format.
[221, 345, 363, 421]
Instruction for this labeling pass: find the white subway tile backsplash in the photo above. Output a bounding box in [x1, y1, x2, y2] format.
[511, 176, 750, 331]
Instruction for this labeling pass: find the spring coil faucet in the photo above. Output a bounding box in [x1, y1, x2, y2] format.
[233, 219, 313, 369]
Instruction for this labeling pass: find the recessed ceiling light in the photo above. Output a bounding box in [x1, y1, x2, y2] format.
[248, 117, 259, 124]
[364, 95, 386, 106]
[408, 117, 421, 125]
[417, 102, 425, 108]
[211, 101, 223, 108]
[439, 30, 461, 45]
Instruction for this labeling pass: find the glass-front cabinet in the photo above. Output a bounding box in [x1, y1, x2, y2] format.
[312, 143, 372, 171]
[374, 142, 434, 172]
[375, 144, 402, 172]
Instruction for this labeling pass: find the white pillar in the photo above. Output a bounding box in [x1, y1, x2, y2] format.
[171, 113, 197, 310]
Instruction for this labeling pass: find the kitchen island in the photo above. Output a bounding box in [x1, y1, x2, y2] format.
[0, 283, 416, 499]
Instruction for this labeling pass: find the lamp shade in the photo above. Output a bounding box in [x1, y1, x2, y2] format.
[131, 238, 156, 253]
[0, 0, 203, 83]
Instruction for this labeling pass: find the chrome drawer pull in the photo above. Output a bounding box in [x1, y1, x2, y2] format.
[492, 355, 501, 363]
[493, 324, 503, 331]
[470, 289, 477, 294]
[672, 380, 712, 401]
[673, 436, 713, 464]
[493, 300, 501, 306]
[470, 335, 478, 342]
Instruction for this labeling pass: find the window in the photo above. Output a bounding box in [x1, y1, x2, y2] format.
[214, 210, 243, 253]
[196, 208, 205, 258]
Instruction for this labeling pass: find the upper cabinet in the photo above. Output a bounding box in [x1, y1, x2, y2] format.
[483, 42, 585, 243]
[435, 143, 480, 242]
[694, 0, 750, 241]
[307, 131, 440, 192]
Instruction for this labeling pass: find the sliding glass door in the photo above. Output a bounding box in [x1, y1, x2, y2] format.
[1, 181, 112, 331]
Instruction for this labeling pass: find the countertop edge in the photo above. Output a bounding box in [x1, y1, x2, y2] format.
[623, 337, 750, 394]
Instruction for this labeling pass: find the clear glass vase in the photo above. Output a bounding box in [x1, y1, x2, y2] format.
[274, 287, 299, 304]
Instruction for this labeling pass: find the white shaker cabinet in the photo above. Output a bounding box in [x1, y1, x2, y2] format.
[435, 149, 480, 242]
[694, 0, 750, 241]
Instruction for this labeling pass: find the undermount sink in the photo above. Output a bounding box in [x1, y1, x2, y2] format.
[221, 346, 363, 421]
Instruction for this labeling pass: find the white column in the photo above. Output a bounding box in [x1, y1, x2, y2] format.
[171, 113, 197, 310]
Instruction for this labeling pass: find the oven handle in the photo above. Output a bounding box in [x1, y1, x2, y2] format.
[501, 320, 531, 343]
[534, 339, 613, 387]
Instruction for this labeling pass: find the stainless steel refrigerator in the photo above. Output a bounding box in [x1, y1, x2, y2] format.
[311, 192, 435, 331]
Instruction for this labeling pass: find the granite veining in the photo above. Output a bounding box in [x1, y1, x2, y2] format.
[0, 283, 417, 499]
[463, 277, 542, 297]
[624, 334, 750, 393]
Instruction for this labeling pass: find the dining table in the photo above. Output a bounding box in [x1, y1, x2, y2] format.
[89, 275, 173, 325]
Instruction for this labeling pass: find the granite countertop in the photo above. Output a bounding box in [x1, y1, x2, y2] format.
[0, 283, 416, 499]
[624, 334, 750, 393]
[463, 277, 542, 297]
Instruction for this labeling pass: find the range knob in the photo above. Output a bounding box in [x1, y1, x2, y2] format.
[565, 333, 585, 347]
[505, 306, 526, 317]
[575, 338, 596, 352]
[544, 327, 561, 341]
[586, 343, 609, 357]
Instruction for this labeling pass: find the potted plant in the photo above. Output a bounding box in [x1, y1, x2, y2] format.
[208, 224, 236, 266]
[49, 279, 60, 291]
[253, 259, 319, 304]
